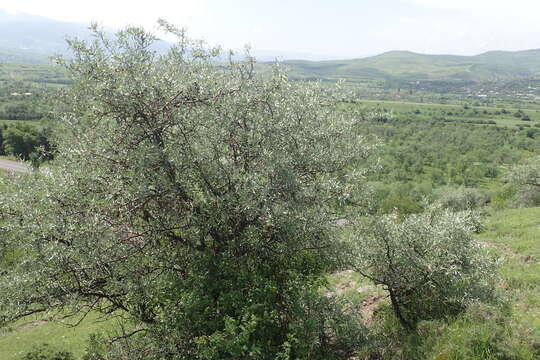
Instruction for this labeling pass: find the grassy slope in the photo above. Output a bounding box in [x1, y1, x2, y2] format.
[355, 99, 540, 127]
[0, 313, 117, 359]
[478, 207, 540, 332]
[325, 207, 540, 358]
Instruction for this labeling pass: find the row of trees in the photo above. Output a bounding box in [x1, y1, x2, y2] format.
[0, 24, 499, 359]
[0, 83, 46, 121]
[0, 123, 51, 161]
[0, 102, 43, 120]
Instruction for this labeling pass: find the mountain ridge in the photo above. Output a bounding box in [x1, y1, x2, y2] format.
[3, 10, 540, 82]
[276, 49, 540, 82]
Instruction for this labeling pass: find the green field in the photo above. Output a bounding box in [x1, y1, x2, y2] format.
[356, 99, 540, 128]
[0, 63, 69, 85]
[0, 313, 117, 359]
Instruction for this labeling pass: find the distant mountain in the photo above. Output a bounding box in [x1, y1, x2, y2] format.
[0, 10, 171, 64]
[0, 11, 352, 64]
[0, 10, 96, 63]
[277, 49, 540, 83]
[4, 10, 540, 82]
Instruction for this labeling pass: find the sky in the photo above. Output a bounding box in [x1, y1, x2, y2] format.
[2, 0, 540, 58]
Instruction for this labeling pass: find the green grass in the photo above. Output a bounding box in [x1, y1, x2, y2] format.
[355, 99, 540, 127]
[478, 208, 540, 334]
[325, 207, 540, 358]
[0, 63, 69, 86]
[0, 312, 117, 359]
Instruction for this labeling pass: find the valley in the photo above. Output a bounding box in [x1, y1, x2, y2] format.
[0, 14, 540, 359]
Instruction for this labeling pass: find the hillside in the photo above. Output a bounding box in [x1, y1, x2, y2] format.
[0, 10, 95, 63]
[0, 11, 342, 64]
[3, 9, 540, 82]
[278, 49, 540, 83]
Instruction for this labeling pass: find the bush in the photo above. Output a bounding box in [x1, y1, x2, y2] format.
[435, 186, 490, 212]
[21, 344, 75, 360]
[506, 155, 540, 208]
[285, 292, 369, 359]
[0, 23, 373, 359]
[1, 123, 51, 161]
[349, 206, 497, 329]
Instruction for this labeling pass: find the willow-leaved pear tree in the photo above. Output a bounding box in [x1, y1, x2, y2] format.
[0, 23, 374, 359]
[506, 154, 540, 207]
[349, 206, 496, 330]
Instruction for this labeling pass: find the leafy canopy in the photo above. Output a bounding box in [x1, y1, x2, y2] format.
[0, 22, 373, 359]
[349, 206, 497, 329]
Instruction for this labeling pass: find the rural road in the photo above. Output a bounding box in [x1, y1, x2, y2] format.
[0, 158, 30, 173]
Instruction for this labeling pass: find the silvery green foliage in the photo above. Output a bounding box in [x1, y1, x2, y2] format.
[349, 206, 497, 329]
[506, 155, 540, 207]
[0, 23, 374, 359]
[434, 186, 489, 212]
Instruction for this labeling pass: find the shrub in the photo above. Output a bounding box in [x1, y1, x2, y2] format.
[506, 155, 540, 208]
[0, 22, 373, 359]
[435, 186, 490, 212]
[349, 206, 497, 329]
[21, 344, 75, 360]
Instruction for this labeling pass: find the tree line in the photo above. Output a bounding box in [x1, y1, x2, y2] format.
[0, 122, 51, 162]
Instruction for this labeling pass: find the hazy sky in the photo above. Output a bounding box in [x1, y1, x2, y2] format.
[2, 0, 540, 58]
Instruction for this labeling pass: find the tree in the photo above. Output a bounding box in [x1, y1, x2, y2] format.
[0, 23, 372, 359]
[348, 206, 496, 329]
[506, 155, 540, 207]
[1, 122, 51, 162]
[2, 123, 38, 160]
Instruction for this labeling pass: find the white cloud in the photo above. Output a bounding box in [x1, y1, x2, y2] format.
[0, 0, 202, 29]
[409, 0, 540, 16]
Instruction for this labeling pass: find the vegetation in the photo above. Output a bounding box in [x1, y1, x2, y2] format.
[505, 154, 540, 207]
[0, 123, 52, 161]
[349, 206, 496, 330]
[0, 24, 373, 359]
[271, 49, 540, 84]
[21, 344, 75, 360]
[0, 19, 540, 360]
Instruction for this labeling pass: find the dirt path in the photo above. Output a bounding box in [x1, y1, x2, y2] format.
[0, 158, 30, 173]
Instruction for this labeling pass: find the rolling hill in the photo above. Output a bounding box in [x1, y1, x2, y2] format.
[0, 10, 96, 63]
[276, 49, 540, 83]
[0, 11, 340, 64]
[3, 10, 540, 83]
